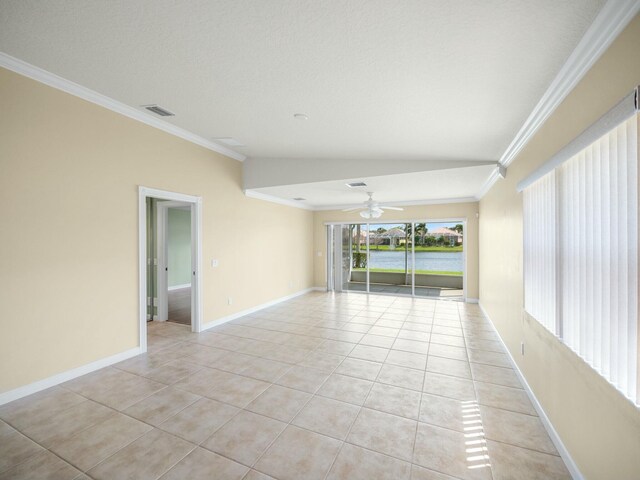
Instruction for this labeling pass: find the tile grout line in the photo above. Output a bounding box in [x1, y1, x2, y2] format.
[3, 293, 552, 479]
[320, 298, 404, 480]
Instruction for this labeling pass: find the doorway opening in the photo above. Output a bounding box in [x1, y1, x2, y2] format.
[156, 201, 192, 325]
[327, 220, 465, 300]
[138, 187, 202, 352]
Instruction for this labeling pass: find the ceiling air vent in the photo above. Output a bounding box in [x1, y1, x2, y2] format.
[293, 198, 306, 201]
[143, 104, 175, 117]
[346, 182, 367, 188]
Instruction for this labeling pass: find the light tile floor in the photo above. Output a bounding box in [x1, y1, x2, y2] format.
[0, 292, 571, 480]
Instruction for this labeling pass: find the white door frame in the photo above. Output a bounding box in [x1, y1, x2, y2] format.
[138, 186, 203, 352]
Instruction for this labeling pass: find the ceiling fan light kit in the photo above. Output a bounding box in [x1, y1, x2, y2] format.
[344, 192, 403, 219]
[360, 207, 383, 219]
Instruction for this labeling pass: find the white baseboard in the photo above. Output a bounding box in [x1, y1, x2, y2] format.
[168, 283, 191, 291]
[466, 297, 479, 304]
[478, 302, 583, 480]
[0, 347, 143, 406]
[201, 287, 319, 332]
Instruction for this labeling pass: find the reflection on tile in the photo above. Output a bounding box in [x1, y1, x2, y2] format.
[413, 423, 491, 480]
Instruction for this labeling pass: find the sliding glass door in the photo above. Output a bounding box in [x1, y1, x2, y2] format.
[328, 221, 464, 300]
[367, 223, 414, 295]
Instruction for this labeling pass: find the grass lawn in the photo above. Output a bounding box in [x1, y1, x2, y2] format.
[354, 268, 462, 276]
[356, 245, 462, 252]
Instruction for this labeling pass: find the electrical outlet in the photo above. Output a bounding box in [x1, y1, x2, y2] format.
[521, 341, 525, 355]
[227, 297, 233, 305]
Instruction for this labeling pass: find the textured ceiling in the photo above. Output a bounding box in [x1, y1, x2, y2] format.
[0, 1, 608, 207]
[0, 0, 604, 166]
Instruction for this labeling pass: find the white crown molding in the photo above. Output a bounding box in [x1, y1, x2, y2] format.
[475, 167, 501, 200]
[0, 52, 246, 162]
[244, 189, 315, 210]
[497, 0, 640, 171]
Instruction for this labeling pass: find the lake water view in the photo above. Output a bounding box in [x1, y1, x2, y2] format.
[368, 250, 463, 272]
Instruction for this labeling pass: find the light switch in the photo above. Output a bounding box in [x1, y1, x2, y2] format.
[317, 251, 322, 257]
[211, 259, 219, 267]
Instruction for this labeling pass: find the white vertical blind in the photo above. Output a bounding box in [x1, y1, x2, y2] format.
[524, 171, 557, 335]
[523, 113, 639, 405]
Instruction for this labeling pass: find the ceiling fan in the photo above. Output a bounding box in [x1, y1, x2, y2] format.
[342, 192, 404, 219]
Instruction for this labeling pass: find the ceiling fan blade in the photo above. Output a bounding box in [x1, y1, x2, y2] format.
[342, 207, 362, 212]
[380, 206, 404, 211]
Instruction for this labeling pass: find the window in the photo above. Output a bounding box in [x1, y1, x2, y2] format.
[521, 88, 639, 405]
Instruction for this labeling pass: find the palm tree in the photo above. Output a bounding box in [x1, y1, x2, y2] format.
[415, 223, 427, 246]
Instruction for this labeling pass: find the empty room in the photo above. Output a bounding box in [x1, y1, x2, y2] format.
[1, 1, 639, 479]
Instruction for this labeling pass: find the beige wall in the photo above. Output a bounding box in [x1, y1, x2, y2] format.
[313, 202, 479, 299]
[0, 67, 314, 393]
[479, 15, 640, 479]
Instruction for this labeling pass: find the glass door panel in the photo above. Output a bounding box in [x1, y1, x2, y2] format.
[367, 223, 413, 295]
[413, 221, 464, 300]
